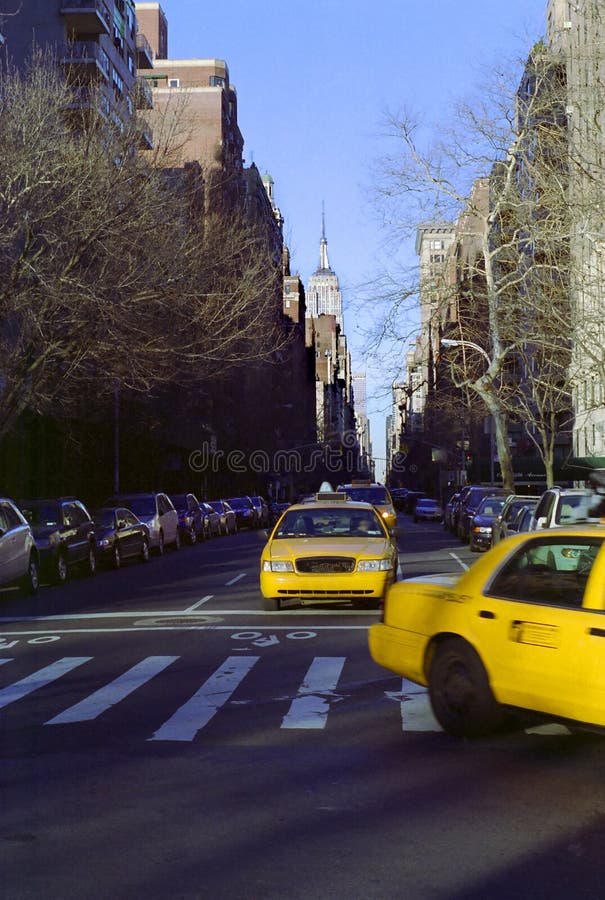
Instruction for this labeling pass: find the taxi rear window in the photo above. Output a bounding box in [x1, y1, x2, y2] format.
[343, 487, 389, 504]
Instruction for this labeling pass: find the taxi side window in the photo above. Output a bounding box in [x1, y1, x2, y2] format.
[486, 538, 604, 608]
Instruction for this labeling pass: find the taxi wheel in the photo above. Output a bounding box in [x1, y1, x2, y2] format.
[428, 639, 505, 738]
[262, 597, 280, 611]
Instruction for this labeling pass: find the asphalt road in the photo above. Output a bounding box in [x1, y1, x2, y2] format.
[2, 518, 605, 899]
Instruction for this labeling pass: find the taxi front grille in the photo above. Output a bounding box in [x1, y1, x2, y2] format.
[295, 556, 355, 574]
[278, 589, 373, 596]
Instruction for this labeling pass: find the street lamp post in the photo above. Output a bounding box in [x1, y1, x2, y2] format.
[441, 338, 496, 486]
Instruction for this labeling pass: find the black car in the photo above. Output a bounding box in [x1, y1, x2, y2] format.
[226, 496, 259, 529]
[457, 486, 508, 542]
[169, 493, 207, 544]
[19, 498, 97, 583]
[92, 507, 150, 568]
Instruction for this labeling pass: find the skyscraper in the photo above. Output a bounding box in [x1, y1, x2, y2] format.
[306, 213, 344, 329]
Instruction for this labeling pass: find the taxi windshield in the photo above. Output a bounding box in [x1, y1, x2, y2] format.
[274, 508, 385, 538]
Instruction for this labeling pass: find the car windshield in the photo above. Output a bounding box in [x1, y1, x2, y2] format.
[341, 487, 388, 504]
[274, 508, 385, 538]
[417, 499, 438, 508]
[93, 509, 116, 527]
[117, 497, 155, 517]
[208, 502, 222, 513]
[477, 498, 506, 516]
[170, 494, 188, 508]
[227, 498, 248, 509]
[20, 502, 61, 527]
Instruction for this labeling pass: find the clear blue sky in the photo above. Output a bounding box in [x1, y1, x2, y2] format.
[158, 0, 548, 476]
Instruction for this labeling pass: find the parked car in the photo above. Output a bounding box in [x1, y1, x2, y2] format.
[200, 501, 222, 538]
[491, 495, 540, 546]
[413, 498, 444, 523]
[207, 500, 237, 535]
[92, 507, 150, 568]
[515, 504, 537, 534]
[19, 497, 97, 583]
[268, 500, 290, 525]
[169, 493, 206, 544]
[0, 498, 39, 594]
[468, 495, 507, 552]
[530, 486, 597, 531]
[227, 496, 259, 530]
[250, 495, 270, 528]
[103, 492, 179, 554]
[370, 523, 605, 738]
[443, 492, 460, 531]
[457, 486, 509, 543]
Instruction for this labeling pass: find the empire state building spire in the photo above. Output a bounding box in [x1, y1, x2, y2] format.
[307, 207, 343, 328]
[319, 207, 331, 272]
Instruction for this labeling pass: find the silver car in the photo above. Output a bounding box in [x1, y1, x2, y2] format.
[0, 498, 39, 594]
[103, 492, 179, 554]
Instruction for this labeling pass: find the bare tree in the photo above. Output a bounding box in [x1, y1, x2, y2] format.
[0, 54, 286, 445]
[374, 43, 578, 491]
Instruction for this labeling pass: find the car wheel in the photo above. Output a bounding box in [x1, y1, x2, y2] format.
[428, 638, 505, 738]
[262, 597, 280, 611]
[157, 531, 165, 556]
[21, 554, 39, 595]
[188, 525, 197, 545]
[55, 552, 68, 584]
[140, 538, 150, 563]
[87, 543, 97, 576]
[112, 542, 121, 569]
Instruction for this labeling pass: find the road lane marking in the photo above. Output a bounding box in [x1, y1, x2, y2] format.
[184, 595, 214, 612]
[225, 573, 247, 586]
[399, 679, 440, 731]
[0, 657, 92, 710]
[0, 609, 374, 623]
[46, 656, 179, 725]
[149, 655, 259, 742]
[281, 656, 346, 730]
[449, 552, 469, 571]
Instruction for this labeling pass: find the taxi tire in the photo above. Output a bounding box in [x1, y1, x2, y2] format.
[262, 597, 280, 611]
[428, 639, 505, 738]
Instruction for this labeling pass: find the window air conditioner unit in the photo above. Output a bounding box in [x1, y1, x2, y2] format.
[563, 21, 572, 29]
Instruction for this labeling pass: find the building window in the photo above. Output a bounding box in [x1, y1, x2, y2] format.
[209, 75, 225, 87]
[168, 78, 180, 88]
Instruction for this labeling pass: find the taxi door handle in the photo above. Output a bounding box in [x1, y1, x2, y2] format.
[588, 627, 605, 638]
[479, 610, 496, 619]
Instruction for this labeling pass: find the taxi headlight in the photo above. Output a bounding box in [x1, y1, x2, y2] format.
[98, 538, 111, 548]
[263, 560, 294, 572]
[357, 559, 393, 571]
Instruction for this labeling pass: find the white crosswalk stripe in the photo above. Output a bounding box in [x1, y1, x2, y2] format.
[281, 656, 346, 730]
[149, 655, 260, 742]
[0, 657, 93, 710]
[46, 656, 179, 725]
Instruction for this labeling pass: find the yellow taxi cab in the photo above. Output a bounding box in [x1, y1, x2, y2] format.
[260, 492, 397, 611]
[369, 524, 605, 737]
[337, 481, 397, 532]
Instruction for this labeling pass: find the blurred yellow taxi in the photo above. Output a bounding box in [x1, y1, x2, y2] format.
[337, 482, 397, 532]
[260, 492, 397, 611]
[369, 525, 605, 737]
